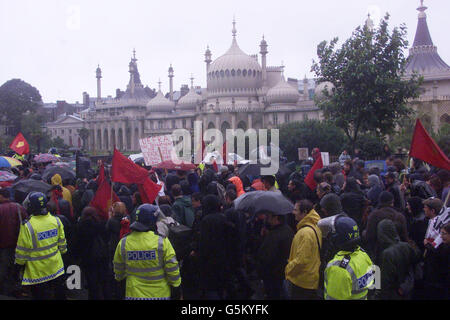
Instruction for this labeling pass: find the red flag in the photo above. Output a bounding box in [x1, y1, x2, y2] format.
[90, 179, 120, 221]
[96, 161, 105, 186]
[304, 155, 324, 190]
[409, 119, 450, 171]
[112, 148, 149, 184]
[9, 132, 29, 155]
[212, 160, 218, 172]
[112, 148, 161, 204]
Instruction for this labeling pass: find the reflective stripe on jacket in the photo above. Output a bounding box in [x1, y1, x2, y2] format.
[15, 213, 67, 285]
[113, 230, 181, 300]
[324, 247, 374, 300]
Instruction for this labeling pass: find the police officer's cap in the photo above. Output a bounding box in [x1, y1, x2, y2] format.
[130, 204, 159, 232]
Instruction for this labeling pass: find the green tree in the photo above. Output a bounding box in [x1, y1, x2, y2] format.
[311, 14, 422, 154]
[52, 137, 67, 149]
[279, 119, 348, 161]
[77, 127, 90, 150]
[0, 79, 42, 135]
[21, 113, 47, 153]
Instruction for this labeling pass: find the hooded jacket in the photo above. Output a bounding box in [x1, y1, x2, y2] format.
[285, 209, 322, 289]
[51, 174, 72, 206]
[377, 219, 421, 300]
[172, 196, 195, 228]
[228, 176, 245, 197]
[364, 204, 408, 260]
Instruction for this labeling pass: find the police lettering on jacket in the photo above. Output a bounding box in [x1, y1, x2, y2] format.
[127, 250, 156, 261]
[37, 229, 58, 241]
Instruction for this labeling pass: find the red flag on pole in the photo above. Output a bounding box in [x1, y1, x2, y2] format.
[9, 132, 29, 155]
[409, 119, 450, 171]
[111, 148, 161, 204]
[112, 148, 149, 184]
[90, 178, 120, 221]
[304, 155, 324, 190]
[96, 161, 105, 186]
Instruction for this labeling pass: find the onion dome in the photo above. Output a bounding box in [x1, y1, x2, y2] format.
[207, 19, 262, 94]
[146, 82, 175, 112]
[314, 81, 335, 101]
[177, 76, 201, 110]
[267, 76, 300, 104]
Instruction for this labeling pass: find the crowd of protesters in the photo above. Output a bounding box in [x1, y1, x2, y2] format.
[0, 147, 449, 300]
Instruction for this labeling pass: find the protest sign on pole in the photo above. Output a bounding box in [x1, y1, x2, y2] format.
[298, 148, 309, 160]
[139, 135, 175, 166]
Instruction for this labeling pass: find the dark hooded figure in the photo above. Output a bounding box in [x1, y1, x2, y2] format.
[180, 180, 193, 196]
[376, 219, 421, 300]
[187, 172, 200, 194]
[81, 180, 98, 210]
[198, 194, 232, 299]
[117, 185, 133, 215]
[199, 169, 216, 195]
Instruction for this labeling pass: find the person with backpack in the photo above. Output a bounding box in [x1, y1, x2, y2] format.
[285, 199, 322, 300]
[171, 184, 195, 228]
[376, 219, 421, 300]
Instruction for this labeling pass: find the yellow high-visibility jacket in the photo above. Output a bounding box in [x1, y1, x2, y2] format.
[15, 213, 67, 285]
[324, 247, 374, 300]
[113, 230, 181, 300]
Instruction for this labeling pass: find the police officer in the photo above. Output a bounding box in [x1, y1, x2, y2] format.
[324, 217, 375, 300]
[15, 192, 67, 300]
[113, 204, 181, 300]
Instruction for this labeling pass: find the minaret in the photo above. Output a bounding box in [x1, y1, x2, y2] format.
[205, 45, 212, 73]
[96, 64, 102, 102]
[260, 35, 268, 89]
[168, 64, 174, 101]
[129, 49, 137, 96]
[303, 75, 309, 101]
[365, 13, 374, 31]
[190, 74, 195, 89]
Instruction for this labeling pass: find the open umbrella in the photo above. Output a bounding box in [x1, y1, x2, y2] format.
[42, 165, 76, 183]
[12, 179, 52, 194]
[153, 160, 196, 171]
[234, 190, 294, 215]
[0, 156, 22, 168]
[0, 170, 18, 182]
[237, 163, 271, 178]
[34, 153, 59, 163]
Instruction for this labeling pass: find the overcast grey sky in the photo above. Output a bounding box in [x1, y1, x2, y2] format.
[1, 0, 449, 103]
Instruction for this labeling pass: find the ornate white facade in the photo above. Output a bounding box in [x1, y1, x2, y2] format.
[82, 21, 320, 152]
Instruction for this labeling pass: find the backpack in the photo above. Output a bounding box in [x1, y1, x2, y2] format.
[167, 222, 193, 262]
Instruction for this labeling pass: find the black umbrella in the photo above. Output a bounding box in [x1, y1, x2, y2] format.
[237, 163, 271, 178]
[12, 179, 52, 194]
[42, 165, 76, 183]
[234, 190, 294, 215]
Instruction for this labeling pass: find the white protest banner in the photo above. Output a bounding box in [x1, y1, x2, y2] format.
[139, 135, 175, 166]
[321, 152, 330, 166]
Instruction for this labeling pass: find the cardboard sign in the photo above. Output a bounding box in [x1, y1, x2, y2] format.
[298, 148, 309, 160]
[321, 152, 330, 166]
[139, 135, 175, 166]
